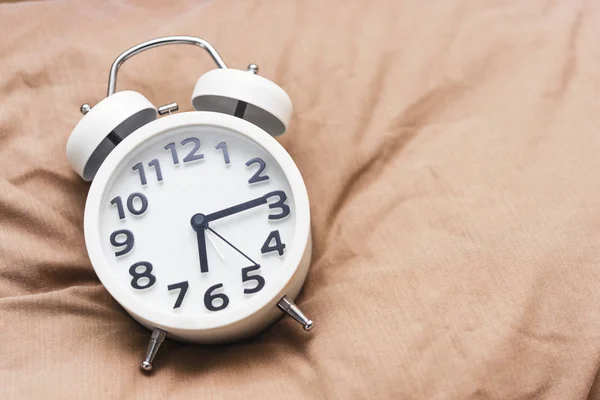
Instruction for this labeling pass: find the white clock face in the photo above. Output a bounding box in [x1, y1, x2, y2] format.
[94, 123, 301, 331]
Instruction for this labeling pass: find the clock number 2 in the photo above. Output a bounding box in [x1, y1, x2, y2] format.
[246, 157, 270, 184]
[129, 261, 156, 290]
[110, 193, 148, 220]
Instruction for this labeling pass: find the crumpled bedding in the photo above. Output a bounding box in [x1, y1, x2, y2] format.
[2, 0, 600, 398]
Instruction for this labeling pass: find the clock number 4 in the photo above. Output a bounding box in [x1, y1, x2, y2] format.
[164, 137, 204, 165]
[261, 230, 286, 256]
[167, 281, 189, 309]
[110, 192, 148, 220]
[129, 261, 156, 290]
[133, 159, 163, 185]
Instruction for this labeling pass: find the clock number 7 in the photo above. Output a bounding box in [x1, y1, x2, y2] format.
[167, 281, 189, 309]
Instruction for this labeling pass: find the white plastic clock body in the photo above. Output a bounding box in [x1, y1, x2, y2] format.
[66, 37, 314, 371]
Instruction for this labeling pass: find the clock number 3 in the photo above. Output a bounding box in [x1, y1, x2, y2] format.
[264, 191, 291, 220]
[129, 261, 156, 290]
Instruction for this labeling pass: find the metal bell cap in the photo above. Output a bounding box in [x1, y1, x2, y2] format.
[192, 68, 292, 136]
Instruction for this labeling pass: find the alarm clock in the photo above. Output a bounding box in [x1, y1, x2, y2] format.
[66, 36, 313, 371]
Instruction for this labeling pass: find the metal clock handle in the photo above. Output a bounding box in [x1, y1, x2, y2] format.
[107, 35, 227, 96]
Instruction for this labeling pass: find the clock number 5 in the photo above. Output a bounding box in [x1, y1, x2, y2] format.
[241, 265, 265, 294]
[204, 283, 229, 312]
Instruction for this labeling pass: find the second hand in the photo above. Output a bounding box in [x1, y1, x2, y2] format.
[206, 227, 259, 266]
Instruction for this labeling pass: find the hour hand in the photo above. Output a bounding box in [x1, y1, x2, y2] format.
[190, 214, 209, 273]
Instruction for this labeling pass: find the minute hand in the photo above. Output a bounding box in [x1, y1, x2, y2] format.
[205, 193, 271, 223]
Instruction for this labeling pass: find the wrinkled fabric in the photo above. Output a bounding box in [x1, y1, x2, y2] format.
[2, 0, 600, 398]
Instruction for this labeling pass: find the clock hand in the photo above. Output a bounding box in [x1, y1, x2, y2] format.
[190, 214, 209, 273]
[206, 227, 259, 266]
[203, 190, 282, 223]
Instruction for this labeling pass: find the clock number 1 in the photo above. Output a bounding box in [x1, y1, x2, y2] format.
[215, 141, 230, 164]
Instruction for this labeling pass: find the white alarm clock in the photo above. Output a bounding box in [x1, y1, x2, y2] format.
[66, 36, 313, 371]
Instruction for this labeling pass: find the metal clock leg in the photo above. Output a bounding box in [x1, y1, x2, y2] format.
[140, 328, 167, 371]
[277, 296, 314, 331]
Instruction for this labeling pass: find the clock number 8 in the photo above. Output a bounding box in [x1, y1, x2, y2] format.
[204, 283, 229, 312]
[129, 261, 156, 290]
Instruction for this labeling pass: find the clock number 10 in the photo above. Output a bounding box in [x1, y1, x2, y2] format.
[110, 192, 148, 220]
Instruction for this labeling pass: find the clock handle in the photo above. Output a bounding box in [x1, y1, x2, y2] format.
[140, 328, 167, 371]
[277, 296, 314, 331]
[107, 35, 227, 97]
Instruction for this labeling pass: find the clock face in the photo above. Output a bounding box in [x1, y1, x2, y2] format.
[91, 121, 306, 331]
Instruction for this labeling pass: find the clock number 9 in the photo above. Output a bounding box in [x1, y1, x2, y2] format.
[110, 193, 148, 220]
[129, 261, 156, 290]
[110, 229, 134, 257]
[204, 283, 229, 312]
[241, 265, 265, 294]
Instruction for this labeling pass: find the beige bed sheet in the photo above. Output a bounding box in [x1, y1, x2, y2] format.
[2, 0, 600, 398]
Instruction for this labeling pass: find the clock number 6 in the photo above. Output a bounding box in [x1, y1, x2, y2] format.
[241, 265, 265, 294]
[204, 283, 229, 312]
[110, 193, 148, 220]
[129, 261, 156, 290]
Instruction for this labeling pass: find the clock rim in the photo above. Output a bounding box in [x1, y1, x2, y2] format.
[84, 111, 311, 337]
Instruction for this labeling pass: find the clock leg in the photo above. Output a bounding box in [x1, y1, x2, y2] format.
[140, 328, 167, 371]
[277, 296, 314, 331]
